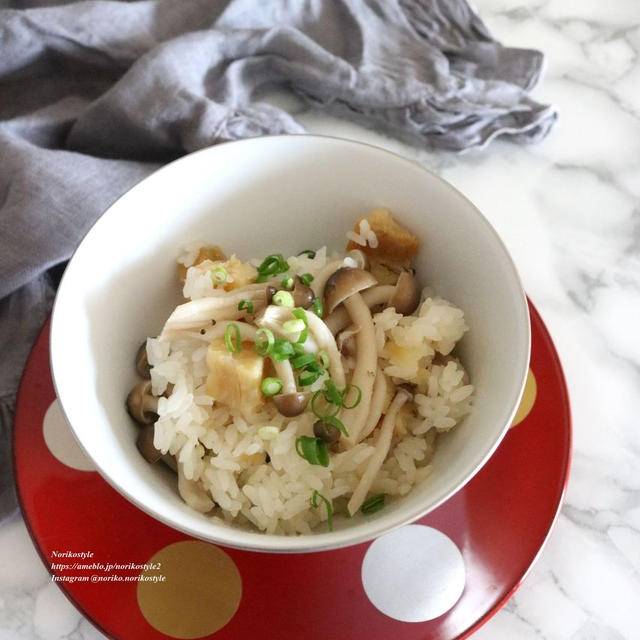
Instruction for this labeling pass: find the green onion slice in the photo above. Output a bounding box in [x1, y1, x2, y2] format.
[297, 250, 316, 259]
[317, 350, 330, 369]
[256, 254, 289, 282]
[255, 327, 275, 356]
[224, 323, 242, 353]
[298, 366, 323, 387]
[341, 383, 362, 409]
[210, 267, 227, 285]
[272, 338, 295, 361]
[261, 377, 283, 397]
[361, 494, 385, 515]
[311, 389, 341, 419]
[311, 490, 334, 531]
[295, 436, 330, 467]
[272, 290, 294, 307]
[237, 299, 254, 314]
[323, 379, 343, 406]
[291, 353, 316, 369]
[322, 414, 349, 437]
[281, 275, 294, 290]
[282, 318, 306, 334]
[311, 297, 323, 318]
[300, 273, 314, 286]
[291, 308, 309, 343]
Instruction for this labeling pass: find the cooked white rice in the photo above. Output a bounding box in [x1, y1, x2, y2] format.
[146, 243, 473, 535]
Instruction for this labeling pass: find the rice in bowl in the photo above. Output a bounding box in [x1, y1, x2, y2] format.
[127, 209, 473, 535]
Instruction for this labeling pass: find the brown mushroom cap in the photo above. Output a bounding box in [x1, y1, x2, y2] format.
[324, 267, 377, 314]
[388, 270, 420, 315]
[136, 424, 162, 463]
[126, 380, 159, 425]
[292, 276, 315, 309]
[313, 420, 341, 446]
[272, 392, 308, 417]
[135, 342, 151, 379]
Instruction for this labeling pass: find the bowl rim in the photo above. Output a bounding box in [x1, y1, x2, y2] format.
[50, 133, 531, 553]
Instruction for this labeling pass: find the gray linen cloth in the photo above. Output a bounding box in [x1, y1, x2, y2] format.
[0, 0, 556, 522]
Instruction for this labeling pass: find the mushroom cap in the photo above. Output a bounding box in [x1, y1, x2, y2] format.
[388, 270, 420, 315]
[324, 267, 377, 313]
[126, 380, 158, 425]
[292, 276, 314, 309]
[136, 424, 162, 463]
[272, 392, 308, 417]
[135, 341, 151, 379]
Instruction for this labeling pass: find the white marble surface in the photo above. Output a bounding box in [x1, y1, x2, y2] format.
[2, 0, 640, 637]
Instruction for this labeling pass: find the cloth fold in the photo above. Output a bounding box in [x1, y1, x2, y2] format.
[0, 0, 556, 523]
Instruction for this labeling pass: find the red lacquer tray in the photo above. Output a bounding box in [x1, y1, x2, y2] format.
[13, 301, 571, 640]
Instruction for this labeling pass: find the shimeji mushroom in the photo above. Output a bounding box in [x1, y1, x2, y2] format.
[135, 342, 151, 378]
[159, 284, 269, 341]
[347, 386, 413, 515]
[136, 424, 162, 463]
[177, 462, 214, 513]
[202, 320, 307, 417]
[309, 250, 369, 298]
[126, 380, 159, 425]
[324, 269, 420, 335]
[324, 267, 378, 446]
[356, 366, 389, 443]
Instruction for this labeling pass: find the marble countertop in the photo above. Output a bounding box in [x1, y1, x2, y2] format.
[2, 0, 639, 638]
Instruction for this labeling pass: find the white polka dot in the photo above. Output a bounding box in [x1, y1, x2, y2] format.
[361, 524, 465, 622]
[43, 400, 95, 471]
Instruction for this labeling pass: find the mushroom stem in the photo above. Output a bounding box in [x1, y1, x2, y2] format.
[339, 293, 377, 446]
[347, 387, 412, 515]
[177, 462, 214, 513]
[160, 289, 267, 341]
[302, 310, 346, 388]
[127, 380, 159, 425]
[325, 285, 394, 334]
[311, 259, 345, 297]
[349, 367, 388, 445]
[272, 359, 297, 394]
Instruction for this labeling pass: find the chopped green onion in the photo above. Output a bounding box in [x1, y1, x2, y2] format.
[311, 490, 334, 531]
[281, 275, 294, 290]
[300, 273, 314, 286]
[298, 367, 323, 387]
[258, 426, 280, 441]
[261, 377, 283, 397]
[272, 338, 295, 361]
[237, 299, 254, 314]
[272, 291, 294, 307]
[255, 327, 275, 356]
[322, 414, 349, 437]
[323, 379, 343, 406]
[291, 353, 316, 369]
[318, 350, 330, 369]
[224, 323, 242, 353]
[341, 384, 362, 409]
[311, 389, 341, 419]
[311, 297, 323, 318]
[361, 494, 385, 515]
[297, 250, 316, 259]
[295, 436, 329, 467]
[256, 254, 289, 282]
[210, 267, 227, 285]
[291, 308, 309, 343]
[282, 318, 306, 334]
[292, 342, 306, 355]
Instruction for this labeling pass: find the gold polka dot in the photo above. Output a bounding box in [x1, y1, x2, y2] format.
[137, 541, 241, 638]
[43, 400, 95, 471]
[511, 368, 537, 428]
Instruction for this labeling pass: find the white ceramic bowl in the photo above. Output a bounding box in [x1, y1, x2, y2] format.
[51, 135, 530, 553]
